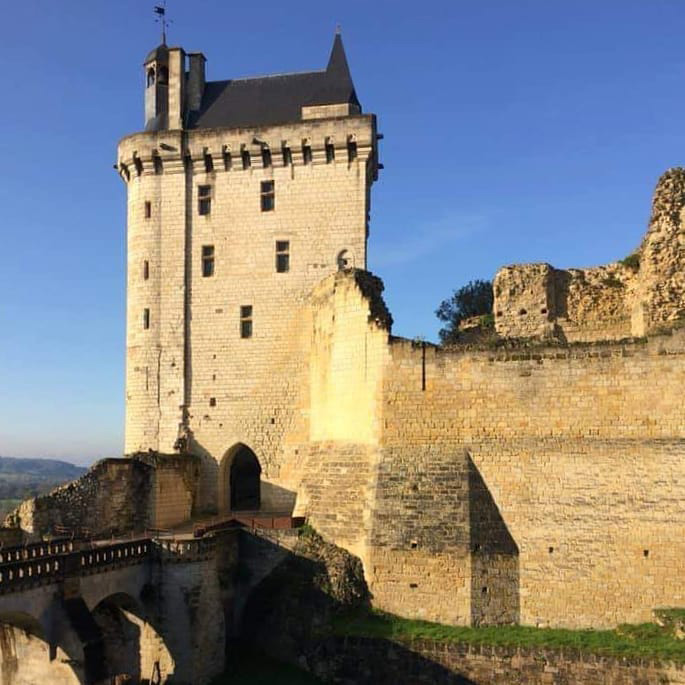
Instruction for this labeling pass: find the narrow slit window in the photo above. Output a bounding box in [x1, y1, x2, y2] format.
[153, 154, 163, 174]
[241, 149, 251, 170]
[325, 140, 335, 163]
[198, 185, 211, 215]
[275, 241, 290, 273]
[143, 260, 149, 280]
[282, 145, 292, 166]
[302, 143, 312, 165]
[240, 305, 253, 339]
[261, 148, 272, 168]
[261, 181, 275, 212]
[143, 308, 150, 330]
[204, 153, 213, 173]
[144, 201, 151, 219]
[202, 245, 215, 277]
[347, 140, 358, 162]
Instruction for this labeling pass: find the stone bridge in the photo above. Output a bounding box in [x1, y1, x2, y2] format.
[0, 535, 225, 684]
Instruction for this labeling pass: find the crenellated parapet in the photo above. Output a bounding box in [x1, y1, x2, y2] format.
[116, 115, 378, 183]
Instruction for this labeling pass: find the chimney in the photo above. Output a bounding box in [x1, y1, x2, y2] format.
[187, 53, 206, 113]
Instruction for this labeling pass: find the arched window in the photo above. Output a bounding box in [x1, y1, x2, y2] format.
[337, 249, 350, 270]
[146, 68, 155, 87]
[158, 66, 169, 85]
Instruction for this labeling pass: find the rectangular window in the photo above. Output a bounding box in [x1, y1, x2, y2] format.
[202, 245, 215, 277]
[275, 241, 290, 273]
[347, 140, 358, 162]
[240, 305, 253, 339]
[153, 154, 163, 174]
[143, 260, 149, 280]
[144, 201, 151, 219]
[198, 185, 211, 215]
[262, 148, 272, 168]
[282, 145, 292, 166]
[325, 141, 335, 163]
[302, 144, 312, 165]
[242, 149, 251, 170]
[204, 152, 213, 173]
[143, 308, 150, 329]
[261, 181, 275, 212]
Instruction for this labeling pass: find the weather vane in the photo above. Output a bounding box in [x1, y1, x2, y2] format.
[154, 2, 171, 45]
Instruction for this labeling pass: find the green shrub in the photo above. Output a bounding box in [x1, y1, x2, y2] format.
[619, 253, 641, 271]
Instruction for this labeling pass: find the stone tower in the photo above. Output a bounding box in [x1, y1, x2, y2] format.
[117, 34, 379, 511]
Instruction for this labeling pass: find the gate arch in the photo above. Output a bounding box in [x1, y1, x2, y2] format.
[0, 611, 80, 685]
[91, 592, 174, 683]
[219, 443, 262, 513]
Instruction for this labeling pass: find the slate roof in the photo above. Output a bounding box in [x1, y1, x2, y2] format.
[186, 34, 360, 130]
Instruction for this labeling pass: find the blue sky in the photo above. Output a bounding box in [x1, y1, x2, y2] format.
[1, 0, 684, 463]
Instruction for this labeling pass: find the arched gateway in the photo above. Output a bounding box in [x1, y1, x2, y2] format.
[220, 444, 262, 512]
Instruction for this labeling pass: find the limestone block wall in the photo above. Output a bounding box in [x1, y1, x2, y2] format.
[118, 115, 378, 513]
[494, 168, 685, 342]
[376, 330, 685, 628]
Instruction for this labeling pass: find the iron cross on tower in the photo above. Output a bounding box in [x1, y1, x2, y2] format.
[154, 2, 170, 45]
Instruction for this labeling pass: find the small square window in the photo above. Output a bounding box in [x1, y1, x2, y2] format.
[143, 260, 149, 280]
[202, 245, 214, 277]
[275, 240, 290, 273]
[240, 305, 253, 339]
[144, 201, 151, 219]
[198, 185, 211, 215]
[261, 181, 275, 212]
[209, 397, 216, 407]
[143, 308, 150, 330]
[302, 144, 312, 165]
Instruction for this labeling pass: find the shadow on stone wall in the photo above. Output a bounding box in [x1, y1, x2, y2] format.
[306, 636, 479, 684]
[468, 455, 520, 626]
[237, 530, 479, 684]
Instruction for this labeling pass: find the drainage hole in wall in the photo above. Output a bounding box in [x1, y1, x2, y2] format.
[409, 583, 418, 589]
[548, 546, 554, 554]
[644, 549, 649, 558]
[481, 586, 488, 594]
[410, 541, 418, 549]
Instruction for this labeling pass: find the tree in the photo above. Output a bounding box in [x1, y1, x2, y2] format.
[435, 279, 494, 344]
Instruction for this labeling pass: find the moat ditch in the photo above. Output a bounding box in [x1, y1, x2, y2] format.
[229, 527, 685, 684]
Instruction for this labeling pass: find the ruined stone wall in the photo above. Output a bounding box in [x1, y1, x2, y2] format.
[4, 455, 198, 538]
[493, 168, 685, 342]
[375, 330, 685, 628]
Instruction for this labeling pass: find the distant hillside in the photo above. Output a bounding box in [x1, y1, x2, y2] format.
[0, 456, 87, 518]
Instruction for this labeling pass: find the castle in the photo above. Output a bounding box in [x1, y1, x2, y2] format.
[7, 30, 685, 648]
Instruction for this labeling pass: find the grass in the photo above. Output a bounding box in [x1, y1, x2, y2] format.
[210, 650, 322, 685]
[331, 609, 685, 663]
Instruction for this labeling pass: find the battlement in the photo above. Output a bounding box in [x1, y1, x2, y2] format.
[116, 114, 378, 182]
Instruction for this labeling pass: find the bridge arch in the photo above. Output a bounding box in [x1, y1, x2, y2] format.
[219, 443, 262, 513]
[91, 591, 174, 684]
[0, 610, 79, 685]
